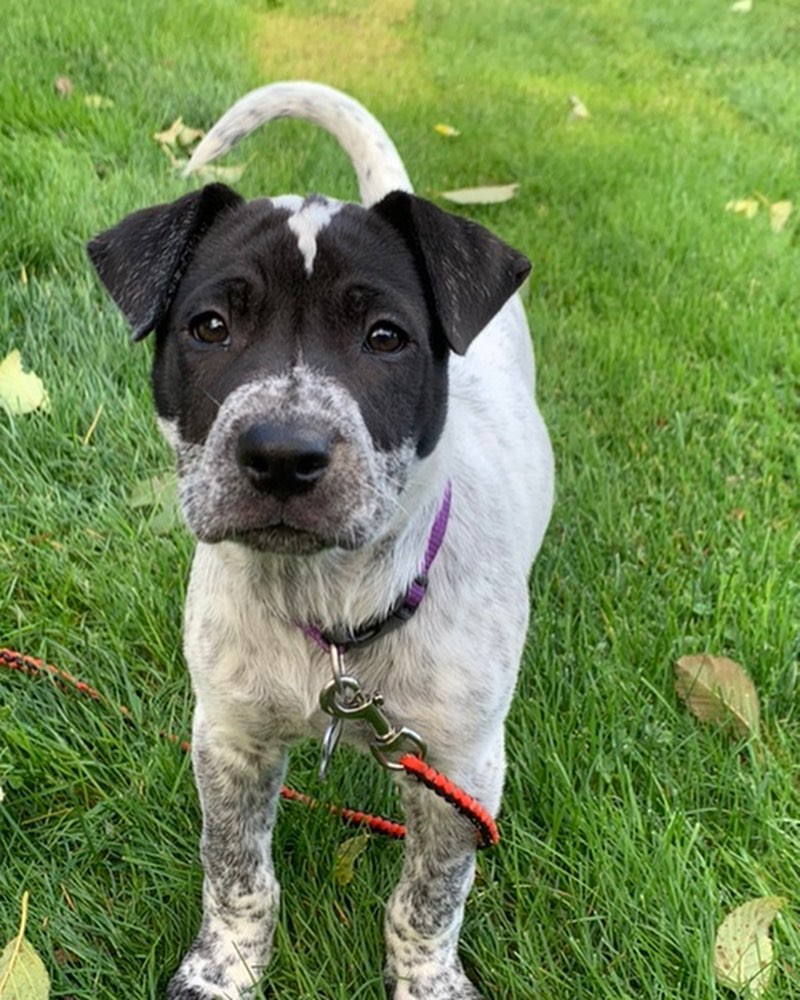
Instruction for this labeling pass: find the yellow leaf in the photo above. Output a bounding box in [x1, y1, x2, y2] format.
[714, 897, 785, 997]
[196, 162, 251, 184]
[0, 350, 50, 415]
[333, 832, 370, 887]
[83, 94, 114, 110]
[725, 198, 759, 219]
[434, 123, 461, 137]
[730, 0, 753, 11]
[769, 200, 792, 233]
[440, 183, 520, 205]
[567, 94, 591, 121]
[154, 117, 205, 149]
[674, 653, 760, 737]
[0, 892, 50, 999]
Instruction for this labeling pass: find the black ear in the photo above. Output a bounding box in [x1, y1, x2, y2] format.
[372, 190, 531, 355]
[87, 183, 244, 341]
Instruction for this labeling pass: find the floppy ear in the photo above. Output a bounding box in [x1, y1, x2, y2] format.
[86, 183, 244, 341]
[372, 190, 531, 355]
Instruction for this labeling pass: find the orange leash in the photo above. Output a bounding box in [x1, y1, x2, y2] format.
[0, 647, 498, 848]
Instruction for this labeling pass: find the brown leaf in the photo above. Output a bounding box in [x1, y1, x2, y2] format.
[674, 653, 760, 737]
[53, 76, 73, 98]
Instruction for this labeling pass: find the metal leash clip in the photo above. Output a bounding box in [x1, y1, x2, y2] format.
[319, 645, 350, 781]
[319, 660, 427, 775]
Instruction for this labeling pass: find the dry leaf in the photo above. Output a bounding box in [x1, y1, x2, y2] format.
[83, 94, 114, 110]
[196, 162, 250, 184]
[434, 123, 461, 137]
[725, 198, 760, 219]
[0, 350, 50, 415]
[333, 832, 370, 887]
[730, 0, 753, 11]
[567, 94, 591, 121]
[440, 183, 520, 205]
[0, 892, 50, 999]
[53, 76, 73, 98]
[154, 117, 205, 150]
[714, 897, 784, 996]
[674, 653, 760, 737]
[769, 200, 792, 233]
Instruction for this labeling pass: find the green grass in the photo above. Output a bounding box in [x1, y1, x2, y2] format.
[1, 0, 798, 997]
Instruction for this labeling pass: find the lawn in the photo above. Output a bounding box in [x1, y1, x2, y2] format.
[1, 0, 798, 997]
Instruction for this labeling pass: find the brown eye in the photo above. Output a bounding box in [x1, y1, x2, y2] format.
[189, 312, 230, 346]
[364, 324, 408, 354]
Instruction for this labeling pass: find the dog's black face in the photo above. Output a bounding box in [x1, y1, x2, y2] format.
[155, 196, 448, 459]
[88, 184, 529, 553]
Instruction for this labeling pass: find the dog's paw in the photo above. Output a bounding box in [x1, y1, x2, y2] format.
[386, 965, 485, 1000]
[166, 979, 219, 1000]
[166, 924, 270, 1000]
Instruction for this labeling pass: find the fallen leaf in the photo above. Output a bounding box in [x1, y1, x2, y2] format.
[0, 892, 50, 999]
[434, 123, 461, 137]
[567, 94, 591, 121]
[730, 0, 753, 11]
[129, 474, 179, 534]
[440, 183, 520, 205]
[333, 832, 370, 887]
[674, 653, 760, 737]
[196, 161, 250, 184]
[154, 117, 205, 150]
[725, 198, 760, 219]
[714, 897, 785, 996]
[53, 76, 73, 98]
[83, 94, 114, 110]
[769, 200, 792, 233]
[0, 350, 50, 415]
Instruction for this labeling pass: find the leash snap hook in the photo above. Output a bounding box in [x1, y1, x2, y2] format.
[319, 678, 427, 771]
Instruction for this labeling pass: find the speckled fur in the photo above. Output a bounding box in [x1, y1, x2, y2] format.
[115, 83, 553, 999]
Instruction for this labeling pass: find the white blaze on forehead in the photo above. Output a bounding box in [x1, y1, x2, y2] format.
[273, 195, 343, 276]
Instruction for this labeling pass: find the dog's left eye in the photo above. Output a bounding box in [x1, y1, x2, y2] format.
[188, 313, 230, 346]
[364, 323, 408, 354]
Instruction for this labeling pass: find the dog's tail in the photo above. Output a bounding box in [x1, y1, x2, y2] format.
[185, 81, 413, 207]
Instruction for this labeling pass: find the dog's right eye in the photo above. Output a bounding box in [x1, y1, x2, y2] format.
[188, 313, 230, 346]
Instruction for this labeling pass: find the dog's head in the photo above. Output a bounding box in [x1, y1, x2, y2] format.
[88, 183, 529, 553]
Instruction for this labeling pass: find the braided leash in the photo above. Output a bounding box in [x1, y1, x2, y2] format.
[0, 647, 498, 848]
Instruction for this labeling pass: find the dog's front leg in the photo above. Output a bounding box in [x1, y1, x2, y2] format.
[385, 756, 501, 1000]
[167, 712, 286, 1000]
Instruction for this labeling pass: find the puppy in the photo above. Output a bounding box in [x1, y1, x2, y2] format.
[88, 81, 554, 1000]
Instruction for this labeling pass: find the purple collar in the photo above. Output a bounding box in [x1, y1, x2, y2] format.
[301, 481, 452, 653]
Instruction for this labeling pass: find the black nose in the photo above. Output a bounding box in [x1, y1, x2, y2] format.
[236, 422, 331, 499]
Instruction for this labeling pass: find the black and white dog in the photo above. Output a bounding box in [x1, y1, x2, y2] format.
[88, 82, 554, 999]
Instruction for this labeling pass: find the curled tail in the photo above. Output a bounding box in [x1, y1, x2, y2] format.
[185, 81, 413, 207]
